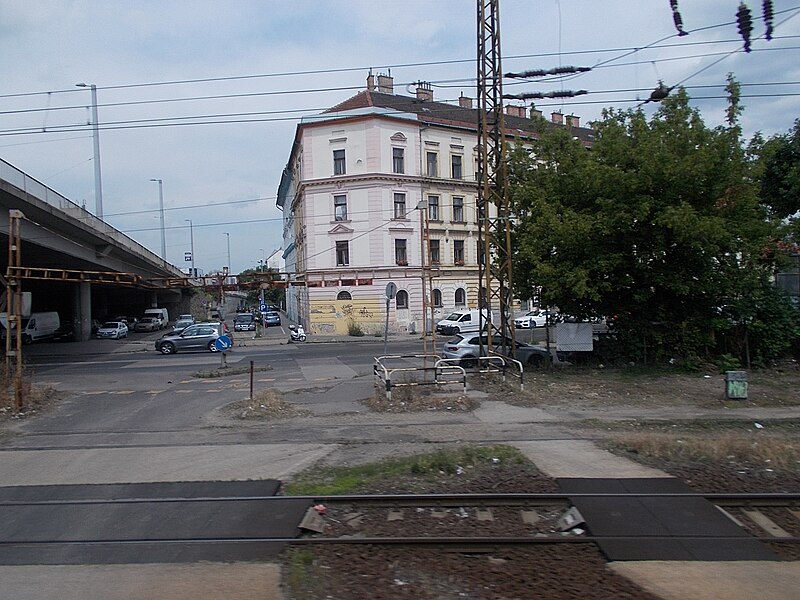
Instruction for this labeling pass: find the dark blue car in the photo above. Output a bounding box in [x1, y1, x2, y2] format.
[264, 311, 281, 327]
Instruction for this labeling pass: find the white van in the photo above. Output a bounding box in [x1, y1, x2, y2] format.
[435, 309, 491, 335]
[0, 311, 60, 344]
[143, 308, 169, 329]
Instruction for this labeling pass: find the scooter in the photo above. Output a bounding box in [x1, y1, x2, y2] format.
[289, 324, 306, 342]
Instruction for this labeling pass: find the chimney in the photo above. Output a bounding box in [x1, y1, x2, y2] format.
[565, 114, 580, 128]
[551, 111, 564, 125]
[366, 73, 376, 91]
[415, 81, 433, 101]
[529, 105, 543, 119]
[505, 104, 525, 118]
[458, 93, 473, 109]
[377, 73, 394, 94]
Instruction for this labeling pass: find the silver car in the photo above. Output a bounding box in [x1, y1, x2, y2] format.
[441, 333, 553, 368]
[155, 322, 227, 354]
[96, 321, 128, 339]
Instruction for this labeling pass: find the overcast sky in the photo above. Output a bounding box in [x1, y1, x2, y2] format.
[2, 1, 798, 275]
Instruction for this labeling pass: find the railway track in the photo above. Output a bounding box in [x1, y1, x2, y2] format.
[2, 492, 798, 551]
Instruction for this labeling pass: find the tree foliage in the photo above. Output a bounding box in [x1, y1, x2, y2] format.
[509, 81, 797, 364]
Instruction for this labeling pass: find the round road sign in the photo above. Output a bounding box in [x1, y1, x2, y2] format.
[214, 335, 233, 353]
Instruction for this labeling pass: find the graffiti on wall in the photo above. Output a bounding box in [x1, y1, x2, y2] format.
[309, 298, 383, 335]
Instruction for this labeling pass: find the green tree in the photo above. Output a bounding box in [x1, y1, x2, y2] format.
[509, 81, 793, 364]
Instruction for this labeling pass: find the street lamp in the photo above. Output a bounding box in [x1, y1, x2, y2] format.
[76, 83, 104, 220]
[224, 232, 231, 274]
[149, 179, 166, 259]
[185, 219, 195, 276]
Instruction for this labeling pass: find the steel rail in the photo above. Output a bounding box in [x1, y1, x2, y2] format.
[1, 492, 797, 507]
[1, 535, 798, 548]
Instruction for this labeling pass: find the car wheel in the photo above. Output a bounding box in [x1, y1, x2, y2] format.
[526, 354, 545, 368]
[453, 327, 460, 334]
[159, 342, 176, 355]
[21, 334, 32, 345]
[208, 341, 219, 352]
[460, 356, 478, 368]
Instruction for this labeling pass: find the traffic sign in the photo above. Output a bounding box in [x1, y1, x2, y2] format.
[214, 335, 233, 353]
[184, 252, 192, 262]
[385, 282, 397, 300]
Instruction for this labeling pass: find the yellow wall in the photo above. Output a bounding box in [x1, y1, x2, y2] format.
[308, 297, 385, 335]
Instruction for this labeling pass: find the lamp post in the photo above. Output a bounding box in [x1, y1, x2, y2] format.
[149, 179, 166, 259]
[76, 83, 103, 220]
[185, 219, 195, 276]
[224, 232, 231, 273]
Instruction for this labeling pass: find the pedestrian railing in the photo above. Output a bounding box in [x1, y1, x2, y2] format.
[374, 354, 466, 401]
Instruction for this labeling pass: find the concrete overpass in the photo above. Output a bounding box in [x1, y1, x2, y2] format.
[0, 158, 189, 341]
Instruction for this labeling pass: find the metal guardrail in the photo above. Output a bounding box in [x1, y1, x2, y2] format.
[374, 354, 467, 401]
[437, 353, 525, 391]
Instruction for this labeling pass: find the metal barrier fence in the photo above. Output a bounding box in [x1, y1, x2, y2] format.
[374, 352, 525, 401]
[373, 354, 467, 401]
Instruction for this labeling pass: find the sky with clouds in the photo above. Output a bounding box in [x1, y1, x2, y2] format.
[1, 0, 798, 275]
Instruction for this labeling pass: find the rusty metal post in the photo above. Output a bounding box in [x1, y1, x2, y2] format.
[6, 210, 25, 411]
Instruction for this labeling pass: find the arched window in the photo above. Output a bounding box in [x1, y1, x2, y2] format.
[455, 288, 466, 307]
[432, 288, 443, 307]
[396, 290, 409, 309]
[336, 291, 352, 300]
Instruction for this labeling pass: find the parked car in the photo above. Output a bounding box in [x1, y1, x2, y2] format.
[441, 333, 560, 368]
[264, 311, 281, 327]
[96, 321, 128, 339]
[155, 322, 227, 355]
[134, 317, 160, 332]
[172, 318, 195, 334]
[514, 309, 555, 329]
[177, 314, 194, 322]
[233, 313, 256, 332]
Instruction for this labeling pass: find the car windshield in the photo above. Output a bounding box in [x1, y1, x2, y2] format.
[444, 313, 462, 321]
[102, 322, 118, 328]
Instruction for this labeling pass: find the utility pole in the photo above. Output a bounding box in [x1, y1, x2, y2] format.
[6, 210, 25, 411]
[76, 83, 104, 220]
[477, 0, 515, 357]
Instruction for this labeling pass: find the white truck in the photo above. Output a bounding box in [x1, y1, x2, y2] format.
[435, 309, 491, 335]
[143, 308, 169, 330]
[0, 311, 60, 344]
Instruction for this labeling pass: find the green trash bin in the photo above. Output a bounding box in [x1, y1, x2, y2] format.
[724, 370, 748, 400]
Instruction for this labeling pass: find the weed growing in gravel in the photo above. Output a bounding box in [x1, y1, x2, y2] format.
[223, 389, 309, 419]
[283, 445, 529, 495]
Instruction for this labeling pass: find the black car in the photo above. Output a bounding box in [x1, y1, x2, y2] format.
[233, 313, 256, 332]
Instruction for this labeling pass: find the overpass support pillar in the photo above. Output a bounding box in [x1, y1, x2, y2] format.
[74, 282, 92, 341]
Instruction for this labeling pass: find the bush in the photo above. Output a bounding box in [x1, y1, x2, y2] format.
[347, 319, 364, 337]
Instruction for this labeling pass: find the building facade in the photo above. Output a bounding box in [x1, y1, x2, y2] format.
[276, 74, 593, 335]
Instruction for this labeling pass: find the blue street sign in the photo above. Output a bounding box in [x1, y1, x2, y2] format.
[214, 335, 233, 353]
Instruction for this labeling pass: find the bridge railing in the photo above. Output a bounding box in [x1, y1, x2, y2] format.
[0, 158, 179, 273]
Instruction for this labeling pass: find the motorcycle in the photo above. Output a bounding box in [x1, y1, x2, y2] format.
[289, 324, 307, 342]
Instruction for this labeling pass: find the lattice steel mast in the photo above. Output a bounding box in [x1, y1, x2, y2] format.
[477, 0, 515, 355]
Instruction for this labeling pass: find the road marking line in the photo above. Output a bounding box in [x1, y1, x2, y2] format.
[146, 390, 165, 394]
[111, 391, 135, 395]
[175, 390, 193, 394]
[205, 389, 223, 393]
[83, 391, 105, 395]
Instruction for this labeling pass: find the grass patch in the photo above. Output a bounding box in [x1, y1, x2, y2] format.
[282, 445, 529, 496]
[281, 547, 325, 599]
[603, 431, 800, 471]
[194, 364, 273, 378]
[576, 418, 800, 434]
